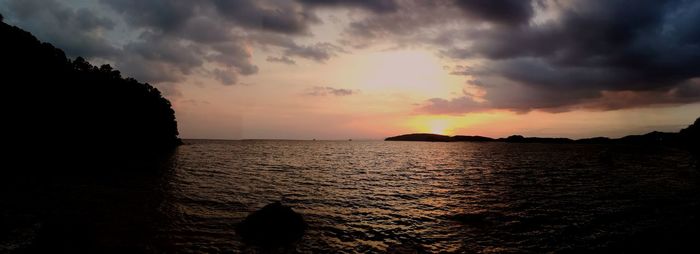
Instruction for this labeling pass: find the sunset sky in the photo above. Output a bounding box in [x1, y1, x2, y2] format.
[2, 0, 699, 139]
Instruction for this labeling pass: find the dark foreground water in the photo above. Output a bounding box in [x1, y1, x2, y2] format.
[2, 140, 700, 253]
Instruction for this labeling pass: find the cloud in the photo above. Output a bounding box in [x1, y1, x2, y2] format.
[298, 0, 399, 13]
[3, 0, 700, 111]
[212, 68, 238, 86]
[210, 0, 318, 35]
[578, 87, 700, 111]
[420, 0, 700, 113]
[98, 0, 341, 82]
[253, 33, 343, 62]
[284, 42, 342, 62]
[304, 86, 357, 96]
[266, 56, 296, 65]
[115, 55, 182, 83]
[0, 0, 338, 86]
[207, 42, 259, 75]
[454, 0, 535, 26]
[123, 32, 203, 73]
[419, 96, 488, 114]
[341, 1, 466, 48]
[102, 0, 317, 35]
[100, 0, 310, 84]
[324, 0, 700, 112]
[0, 0, 118, 58]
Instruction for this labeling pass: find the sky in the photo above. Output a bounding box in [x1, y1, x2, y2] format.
[1, 0, 699, 140]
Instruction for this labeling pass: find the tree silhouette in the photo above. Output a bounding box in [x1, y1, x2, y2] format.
[680, 117, 699, 159]
[1, 19, 180, 169]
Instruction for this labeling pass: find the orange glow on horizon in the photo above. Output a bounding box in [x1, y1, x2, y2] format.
[402, 113, 511, 137]
[428, 119, 449, 135]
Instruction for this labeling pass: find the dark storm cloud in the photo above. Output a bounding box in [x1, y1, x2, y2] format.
[0, 0, 336, 86]
[207, 42, 259, 75]
[298, 0, 399, 13]
[454, 0, 535, 26]
[419, 0, 700, 113]
[672, 79, 700, 99]
[98, 0, 314, 84]
[341, 0, 464, 48]
[252, 33, 343, 62]
[305, 86, 357, 96]
[284, 42, 342, 62]
[0, 0, 118, 58]
[102, 0, 317, 35]
[100, 0, 194, 33]
[3, 0, 700, 110]
[317, 0, 700, 112]
[123, 32, 203, 73]
[210, 0, 319, 35]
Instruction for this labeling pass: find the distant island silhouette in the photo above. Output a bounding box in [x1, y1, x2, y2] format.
[387, 117, 699, 153]
[1, 17, 180, 168]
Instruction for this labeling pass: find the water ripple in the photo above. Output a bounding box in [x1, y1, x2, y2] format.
[153, 141, 700, 253]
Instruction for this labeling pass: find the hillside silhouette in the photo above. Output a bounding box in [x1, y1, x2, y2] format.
[680, 117, 699, 157]
[1, 18, 180, 167]
[387, 117, 699, 153]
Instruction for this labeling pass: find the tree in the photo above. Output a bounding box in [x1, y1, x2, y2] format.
[2, 19, 181, 170]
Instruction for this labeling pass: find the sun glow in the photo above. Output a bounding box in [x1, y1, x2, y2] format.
[405, 116, 455, 135]
[402, 113, 511, 136]
[336, 49, 459, 98]
[428, 119, 449, 135]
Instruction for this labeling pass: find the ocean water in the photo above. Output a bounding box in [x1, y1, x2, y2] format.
[2, 140, 700, 253]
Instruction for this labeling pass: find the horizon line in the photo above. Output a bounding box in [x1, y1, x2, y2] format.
[180, 122, 699, 142]
[180, 129, 680, 142]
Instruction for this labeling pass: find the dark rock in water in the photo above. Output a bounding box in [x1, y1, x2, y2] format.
[236, 202, 307, 247]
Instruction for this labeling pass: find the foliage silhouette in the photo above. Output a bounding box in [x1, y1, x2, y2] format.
[1, 18, 180, 168]
[679, 117, 699, 157]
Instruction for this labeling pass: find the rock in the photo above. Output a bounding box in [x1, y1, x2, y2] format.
[236, 202, 307, 247]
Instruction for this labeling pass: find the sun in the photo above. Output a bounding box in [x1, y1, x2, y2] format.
[403, 114, 503, 136]
[427, 119, 449, 135]
[404, 116, 452, 135]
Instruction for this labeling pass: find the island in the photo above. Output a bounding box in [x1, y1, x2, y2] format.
[386, 117, 699, 154]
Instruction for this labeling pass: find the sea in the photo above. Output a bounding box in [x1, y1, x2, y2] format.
[2, 140, 699, 253]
